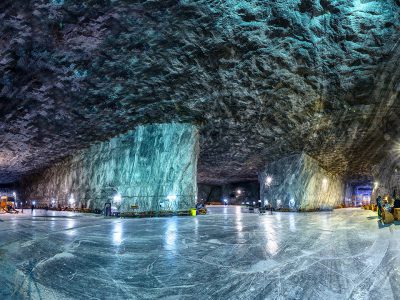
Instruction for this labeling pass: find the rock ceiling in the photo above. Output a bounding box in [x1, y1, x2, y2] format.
[0, 0, 399, 184]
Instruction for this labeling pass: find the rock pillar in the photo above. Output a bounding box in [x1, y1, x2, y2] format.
[259, 153, 344, 210]
[20, 123, 199, 212]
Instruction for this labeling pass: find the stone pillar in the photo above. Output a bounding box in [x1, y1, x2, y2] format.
[20, 123, 199, 212]
[259, 153, 344, 211]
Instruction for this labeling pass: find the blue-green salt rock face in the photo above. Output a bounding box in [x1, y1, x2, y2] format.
[259, 153, 344, 210]
[20, 123, 199, 212]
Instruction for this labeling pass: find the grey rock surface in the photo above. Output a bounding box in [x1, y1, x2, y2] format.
[0, 0, 399, 184]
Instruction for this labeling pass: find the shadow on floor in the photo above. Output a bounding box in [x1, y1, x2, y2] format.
[377, 220, 400, 229]
[367, 216, 379, 220]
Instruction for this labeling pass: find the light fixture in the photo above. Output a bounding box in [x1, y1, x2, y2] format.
[167, 194, 177, 201]
[266, 176, 272, 186]
[289, 198, 295, 208]
[113, 193, 122, 203]
[32, 201, 36, 206]
[68, 194, 75, 205]
[237, 189, 242, 195]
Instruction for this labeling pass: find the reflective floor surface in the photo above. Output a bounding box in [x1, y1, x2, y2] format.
[1, 207, 399, 299]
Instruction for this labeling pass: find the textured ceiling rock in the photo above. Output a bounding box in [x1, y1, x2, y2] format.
[0, 0, 399, 184]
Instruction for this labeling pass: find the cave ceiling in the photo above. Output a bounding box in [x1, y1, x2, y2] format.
[0, 0, 399, 184]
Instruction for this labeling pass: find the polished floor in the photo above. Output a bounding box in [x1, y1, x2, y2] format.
[0, 207, 399, 300]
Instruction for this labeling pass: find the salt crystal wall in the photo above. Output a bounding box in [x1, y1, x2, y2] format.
[20, 124, 199, 212]
[371, 153, 400, 202]
[259, 153, 344, 210]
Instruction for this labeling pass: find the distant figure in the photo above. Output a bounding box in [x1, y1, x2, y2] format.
[31, 204, 34, 214]
[394, 197, 400, 210]
[377, 196, 382, 218]
[384, 200, 392, 212]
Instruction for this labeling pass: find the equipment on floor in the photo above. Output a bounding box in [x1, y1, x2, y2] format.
[381, 210, 394, 224]
[0, 196, 19, 214]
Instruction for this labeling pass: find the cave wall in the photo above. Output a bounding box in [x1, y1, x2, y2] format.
[371, 153, 400, 203]
[222, 181, 260, 205]
[20, 123, 199, 212]
[197, 184, 222, 203]
[259, 153, 344, 210]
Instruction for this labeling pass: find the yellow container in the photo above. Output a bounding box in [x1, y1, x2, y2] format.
[190, 208, 197, 216]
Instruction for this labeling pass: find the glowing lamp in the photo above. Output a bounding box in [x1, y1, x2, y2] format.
[167, 195, 177, 201]
[113, 193, 122, 203]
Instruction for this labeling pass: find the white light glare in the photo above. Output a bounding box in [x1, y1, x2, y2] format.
[113, 193, 122, 202]
[266, 176, 272, 186]
[32, 201, 36, 205]
[167, 194, 177, 201]
[69, 194, 75, 205]
[374, 181, 379, 189]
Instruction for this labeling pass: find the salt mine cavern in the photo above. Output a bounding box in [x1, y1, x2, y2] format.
[1, 0, 400, 299]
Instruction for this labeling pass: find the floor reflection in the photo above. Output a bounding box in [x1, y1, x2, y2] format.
[113, 221, 123, 245]
[164, 217, 178, 255]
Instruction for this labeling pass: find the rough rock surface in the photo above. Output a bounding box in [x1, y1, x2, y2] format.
[259, 153, 344, 210]
[1, 0, 400, 184]
[19, 123, 199, 211]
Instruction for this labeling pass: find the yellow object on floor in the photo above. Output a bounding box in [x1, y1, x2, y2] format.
[383, 211, 394, 224]
[393, 208, 400, 221]
[190, 208, 197, 216]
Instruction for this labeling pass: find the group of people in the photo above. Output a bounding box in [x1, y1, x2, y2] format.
[376, 195, 400, 218]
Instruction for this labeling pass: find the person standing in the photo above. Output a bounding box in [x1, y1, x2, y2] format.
[377, 196, 383, 218]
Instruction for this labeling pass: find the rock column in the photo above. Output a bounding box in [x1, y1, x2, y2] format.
[20, 123, 199, 212]
[259, 153, 344, 210]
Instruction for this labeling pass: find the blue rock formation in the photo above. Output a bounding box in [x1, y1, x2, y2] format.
[20, 124, 199, 212]
[259, 153, 344, 210]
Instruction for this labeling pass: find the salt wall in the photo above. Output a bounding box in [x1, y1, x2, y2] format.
[259, 153, 344, 210]
[20, 124, 199, 212]
[371, 153, 400, 202]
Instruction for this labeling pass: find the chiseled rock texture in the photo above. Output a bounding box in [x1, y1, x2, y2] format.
[371, 150, 400, 201]
[19, 124, 199, 211]
[259, 153, 344, 210]
[0, 0, 399, 184]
